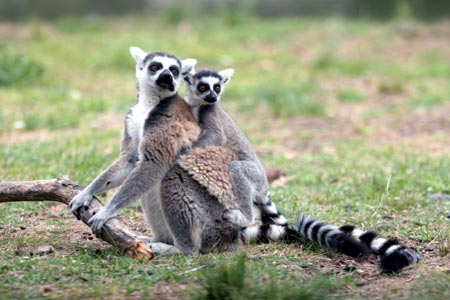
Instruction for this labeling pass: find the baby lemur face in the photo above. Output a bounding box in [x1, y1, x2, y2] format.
[184, 68, 234, 107]
[130, 47, 197, 99]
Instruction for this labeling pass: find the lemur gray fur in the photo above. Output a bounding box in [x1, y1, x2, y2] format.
[69, 48, 248, 255]
[181, 68, 421, 273]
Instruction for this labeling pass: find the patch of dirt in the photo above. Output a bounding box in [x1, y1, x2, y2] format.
[0, 129, 75, 145]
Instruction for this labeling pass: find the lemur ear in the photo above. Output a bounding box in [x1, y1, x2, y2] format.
[129, 46, 146, 66]
[181, 58, 197, 77]
[218, 68, 234, 84]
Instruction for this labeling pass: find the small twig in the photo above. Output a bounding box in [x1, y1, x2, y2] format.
[177, 265, 208, 276]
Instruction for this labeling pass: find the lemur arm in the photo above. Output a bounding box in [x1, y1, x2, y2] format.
[191, 105, 226, 149]
[88, 114, 198, 236]
[69, 130, 138, 218]
[88, 157, 167, 236]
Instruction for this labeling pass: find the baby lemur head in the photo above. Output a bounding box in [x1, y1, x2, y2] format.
[129, 46, 197, 99]
[184, 68, 234, 107]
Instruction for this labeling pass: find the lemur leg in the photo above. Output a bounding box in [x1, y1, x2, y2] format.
[159, 165, 204, 254]
[140, 187, 174, 245]
[70, 154, 137, 218]
[225, 160, 260, 227]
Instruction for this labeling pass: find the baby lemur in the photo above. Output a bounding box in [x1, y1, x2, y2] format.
[182, 68, 294, 241]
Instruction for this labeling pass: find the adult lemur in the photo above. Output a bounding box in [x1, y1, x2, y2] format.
[70, 48, 200, 244]
[182, 68, 421, 273]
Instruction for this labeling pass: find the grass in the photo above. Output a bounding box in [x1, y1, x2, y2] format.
[1, 12, 449, 300]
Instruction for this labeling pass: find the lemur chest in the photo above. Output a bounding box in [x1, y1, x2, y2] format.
[127, 102, 153, 147]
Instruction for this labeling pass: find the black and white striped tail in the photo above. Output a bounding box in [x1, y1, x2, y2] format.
[241, 194, 300, 244]
[340, 226, 421, 273]
[294, 214, 369, 258]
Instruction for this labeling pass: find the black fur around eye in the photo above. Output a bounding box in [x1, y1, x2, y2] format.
[214, 85, 221, 93]
[170, 66, 179, 76]
[149, 63, 162, 72]
[198, 84, 209, 93]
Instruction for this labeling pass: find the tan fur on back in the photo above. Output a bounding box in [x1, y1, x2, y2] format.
[179, 146, 238, 208]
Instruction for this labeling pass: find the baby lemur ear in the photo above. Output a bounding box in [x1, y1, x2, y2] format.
[183, 69, 195, 86]
[129, 46, 147, 67]
[218, 68, 234, 84]
[181, 58, 197, 77]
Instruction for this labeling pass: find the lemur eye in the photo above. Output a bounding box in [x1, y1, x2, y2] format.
[214, 85, 221, 93]
[150, 64, 160, 72]
[170, 68, 179, 76]
[198, 84, 208, 92]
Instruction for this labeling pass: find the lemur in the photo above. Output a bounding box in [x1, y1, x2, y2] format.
[69, 48, 200, 244]
[183, 68, 292, 235]
[69, 48, 249, 255]
[181, 68, 421, 273]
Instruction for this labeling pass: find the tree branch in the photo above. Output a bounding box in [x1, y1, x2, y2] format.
[0, 177, 154, 260]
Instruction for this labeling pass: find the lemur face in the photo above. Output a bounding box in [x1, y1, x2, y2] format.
[184, 68, 234, 106]
[130, 47, 196, 98]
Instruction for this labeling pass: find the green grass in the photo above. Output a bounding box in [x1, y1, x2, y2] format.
[0, 51, 44, 87]
[192, 255, 348, 300]
[1, 13, 449, 300]
[337, 89, 365, 103]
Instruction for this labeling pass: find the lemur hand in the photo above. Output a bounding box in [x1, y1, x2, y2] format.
[69, 190, 94, 219]
[88, 207, 116, 237]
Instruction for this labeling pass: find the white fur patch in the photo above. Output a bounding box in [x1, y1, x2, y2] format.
[265, 202, 279, 215]
[242, 226, 260, 244]
[351, 229, 365, 239]
[385, 245, 401, 255]
[371, 237, 387, 253]
[272, 215, 287, 225]
[267, 224, 286, 241]
[127, 101, 154, 146]
[153, 56, 180, 70]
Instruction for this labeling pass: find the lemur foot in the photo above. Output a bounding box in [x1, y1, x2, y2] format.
[222, 209, 249, 228]
[145, 242, 180, 255]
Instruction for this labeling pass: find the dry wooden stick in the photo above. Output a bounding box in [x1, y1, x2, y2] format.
[0, 177, 154, 260]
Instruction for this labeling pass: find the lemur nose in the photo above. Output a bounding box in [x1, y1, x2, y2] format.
[160, 70, 172, 80]
[205, 91, 217, 103]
